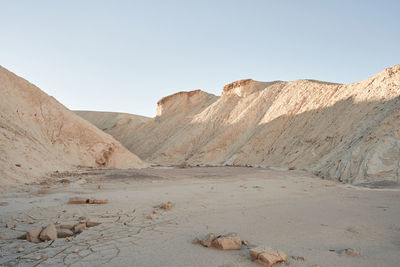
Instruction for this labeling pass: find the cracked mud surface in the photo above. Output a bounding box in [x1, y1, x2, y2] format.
[1, 167, 400, 266]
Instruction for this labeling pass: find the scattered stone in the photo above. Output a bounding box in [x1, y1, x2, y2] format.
[159, 201, 172, 210]
[147, 215, 156, 220]
[68, 197, 87, 204]
[291, 255, 306, 261]
[6, 221, 16, 228]
[39, 224, 57, 241]
[249, 246, 287, 266]
[27, 226, 43, 243]
[57, 229, 74, 238]
[212, 233, 242, 250]
[337, 248, 359, 256]
[17, 247, 24, 253]
[68, 197, 108, 204]
[93, 199, 108, 204]
[73, 223, 87, 234]
[201, 233, 220, 248]
[86, 221, 101, 227]
[192, 237, 200, 244]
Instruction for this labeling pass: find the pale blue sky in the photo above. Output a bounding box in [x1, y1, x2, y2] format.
[1, 1, 399, 117]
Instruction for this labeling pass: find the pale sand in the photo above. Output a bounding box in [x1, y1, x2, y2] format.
[1, 167, 399, 266]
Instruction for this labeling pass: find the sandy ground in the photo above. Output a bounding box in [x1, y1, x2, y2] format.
[0, 167, 399, 267]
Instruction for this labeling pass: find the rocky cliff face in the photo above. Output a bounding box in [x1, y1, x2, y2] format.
[0, 66, 147, 187]
[77, 65, 400, 184]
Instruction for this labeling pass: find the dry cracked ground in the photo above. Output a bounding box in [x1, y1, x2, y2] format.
[1, 167, 400, 267]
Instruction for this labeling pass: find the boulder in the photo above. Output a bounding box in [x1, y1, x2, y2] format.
[39, 224, 57, 241]
[26, 226, 43, 243]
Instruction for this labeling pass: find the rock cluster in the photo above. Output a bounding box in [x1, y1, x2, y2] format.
[24, 221, 101, 243]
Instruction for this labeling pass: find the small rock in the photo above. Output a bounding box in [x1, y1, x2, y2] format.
[17, 247, 24, 253]
[68, 197, 87, 204]
[201, 233, 220, 248]
[59, 179, 70, 184]
[86, 221, 101, 227]
[66, 237, 72, 242]
[290, 256, 306, 261]
[29, 221, 35, 224]
[159, 202, 172, 210]
[39, 224, 57, 241]
[27, 226, 43, 243]
[35, 256, 41, 260]
[57, 229, 74, 238]
[212, 233, 242, 250]
[0, 202, 8, 206]
[192, 237, 200, 244]
[153, 209, 158, 214]
[147, 215, 155, 220]
[17, 233, 27, 240]
[337, 248, 359, 256]
[249, 246, 287, 266]
[6, 221, 16, 228]
[73, 223, 87, 234]
[73, 249, 79, 253]
[93, 199, 108, 204]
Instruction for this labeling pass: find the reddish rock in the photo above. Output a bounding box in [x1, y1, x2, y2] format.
[212, 233, 242, 250]
[68, 197, 87, 204]
[249, 246, 287, 266]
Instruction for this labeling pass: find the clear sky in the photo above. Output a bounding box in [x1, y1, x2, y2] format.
[1, 1, 399, 117]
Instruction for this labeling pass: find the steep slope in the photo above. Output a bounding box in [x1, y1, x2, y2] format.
[77, 65, 400, 184]
[0, 66, 147, 187]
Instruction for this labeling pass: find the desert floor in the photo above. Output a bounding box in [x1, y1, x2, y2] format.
[1, 167, 399, 267]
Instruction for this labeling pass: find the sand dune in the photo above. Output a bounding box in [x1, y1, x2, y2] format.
[77, 65, 400, 184]
[0, 66, 147, 188]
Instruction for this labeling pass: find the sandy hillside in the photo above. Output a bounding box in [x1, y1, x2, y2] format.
[0, 66, 147, 188]
[77, 65, 400, 184]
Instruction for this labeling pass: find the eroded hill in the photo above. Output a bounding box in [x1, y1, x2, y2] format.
[77, 65, 400, 184]
[0, 66, 147, 188]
